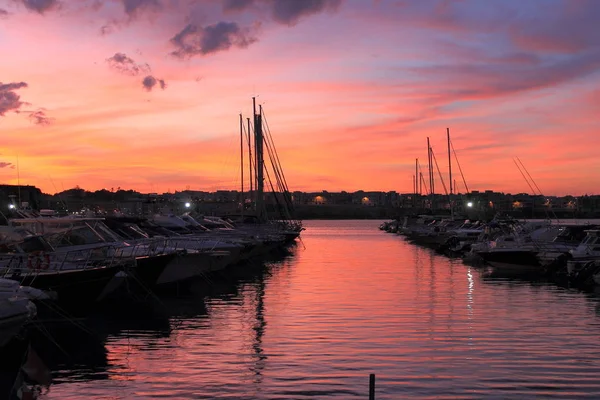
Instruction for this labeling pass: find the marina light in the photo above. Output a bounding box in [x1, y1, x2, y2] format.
[466, 202, 473, 208]
[8, 204, 15, 209]
[184, 202, 191, 208]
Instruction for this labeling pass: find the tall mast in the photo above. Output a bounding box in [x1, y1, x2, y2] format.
[413, 175, 416, 207]
[447, 128, 453, 195]
[247, 117, 253, 198]
[415, 158, 418, 207]
[427, 137, 434, 209]
[240, 114, 244, 218]
[415, 158, 418, 195]
[447, 127, 453, 219]
[253, 97, 264, 221]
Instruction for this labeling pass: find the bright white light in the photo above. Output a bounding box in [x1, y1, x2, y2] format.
[184, 202, 191, 208]
[8, 204, 15, 210]
[467, 202, 473, 208]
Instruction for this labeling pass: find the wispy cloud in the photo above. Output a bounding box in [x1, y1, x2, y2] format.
[106, 52, 151, 76]
[20, 0, 60, 14]
[106, 53, 166, 91]
[28, 109, 53, 126]
[223, 0, 254, 12]
[0, 82, 29, 116]
[142, 75, 166, 91]
[170, 21, 258, 58]
[268, 0, 341, 25]
[121, 0, 161, 17]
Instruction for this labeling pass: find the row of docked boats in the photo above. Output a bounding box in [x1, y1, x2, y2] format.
[380, 215, 600, 286]
[0, 209, 302, 358]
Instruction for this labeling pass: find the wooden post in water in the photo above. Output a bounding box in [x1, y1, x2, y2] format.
[369, 373, 375, 400]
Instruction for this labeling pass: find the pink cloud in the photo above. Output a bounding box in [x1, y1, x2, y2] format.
[0, 0, 599, 196]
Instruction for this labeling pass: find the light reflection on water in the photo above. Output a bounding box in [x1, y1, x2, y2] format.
[37, 220, 600, 399]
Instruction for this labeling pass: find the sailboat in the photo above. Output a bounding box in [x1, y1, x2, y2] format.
[225, 98, 303, 243]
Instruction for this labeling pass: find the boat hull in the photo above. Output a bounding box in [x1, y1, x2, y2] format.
[478, 250, 541, 268]
[132, 253, 177, 288]
[156, 251, 213, 285]
[7, 264, 126, 310]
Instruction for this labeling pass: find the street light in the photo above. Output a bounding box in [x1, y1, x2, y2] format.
[184, 202, 191, 208]
[8, 204, 15, 210]
[467, 202, 473, 208]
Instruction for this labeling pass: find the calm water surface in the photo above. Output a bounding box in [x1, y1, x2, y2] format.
[41, 220, 600, 399]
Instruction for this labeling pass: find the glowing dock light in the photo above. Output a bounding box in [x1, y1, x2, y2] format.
[467, 202, 473, 208]
[184, 202, 191, 208]
[8, 204, 15, 209]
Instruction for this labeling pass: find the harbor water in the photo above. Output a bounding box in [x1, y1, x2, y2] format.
[38, 220, 600, 399]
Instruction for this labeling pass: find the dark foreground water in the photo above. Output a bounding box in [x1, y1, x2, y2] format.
[29, 221, 600, 398]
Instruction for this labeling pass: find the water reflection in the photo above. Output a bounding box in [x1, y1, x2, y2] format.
[6, 222, 600, 399]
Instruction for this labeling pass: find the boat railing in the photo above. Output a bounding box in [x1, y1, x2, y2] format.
[163, 236, 220, 252]
[0, 244, 137, 277]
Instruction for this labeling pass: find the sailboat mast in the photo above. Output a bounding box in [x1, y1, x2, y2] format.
[447, 128, 453, 219]
[253, 97, 264, 220]
[414, 158, 419, 208]
[240, 114, 244, 217]
[427, 137, 434, 209]
[447, 128, 453, 195]
[247, 117, 253, 198]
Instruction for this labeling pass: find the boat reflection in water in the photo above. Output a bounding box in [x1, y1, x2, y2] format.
[0, 244, 296, 400]
[9, 220, 600, 399]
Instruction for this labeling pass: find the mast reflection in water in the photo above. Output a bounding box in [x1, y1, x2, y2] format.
[12, 221, 600, 399]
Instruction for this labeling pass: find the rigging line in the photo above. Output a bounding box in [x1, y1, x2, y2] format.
[261, 109, 292, 194]
[264, 164, 288, 221]
[263, 140, 292, 221]
[49, 176, 68, 210]
[217, 127, 238, 192]
[420, 171, 430, 196]
[262, 128, 287, 196]
[450, 139, 469, 193]
[417, 160, 429, 194]
[431, 148, 449, 196]
[261, 107, 300, 225]
[513, 158, 536, 194]
[262, 118, 286, 192]
[516, 157, 544, 197]
[516, 157, 558, 222]
[265, 142, 295, 217]
[262, 125, 294, 217]
[246, 118, 254, 196]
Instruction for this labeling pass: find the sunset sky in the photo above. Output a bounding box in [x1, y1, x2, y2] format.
[1, 0, 599, 195]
